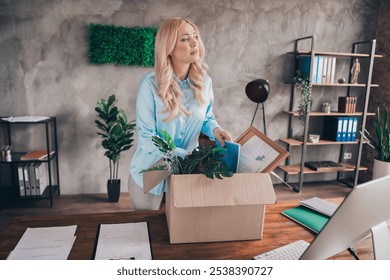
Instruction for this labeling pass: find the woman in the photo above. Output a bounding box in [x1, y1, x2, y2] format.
[129, 17, 232, 210]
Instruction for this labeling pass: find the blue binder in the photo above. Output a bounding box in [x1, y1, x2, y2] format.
[336, 117, 343, 141]
[351, 117, 358, 141]
[341, 117, 348, 141]
[346, 117, 353, 141]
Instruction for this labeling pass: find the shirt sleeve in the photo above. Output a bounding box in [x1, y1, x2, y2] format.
[135, 76, 165, 157]
[201, 78, 219, 140]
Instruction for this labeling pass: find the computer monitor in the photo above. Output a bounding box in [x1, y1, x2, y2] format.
[300, 175, 390, 260]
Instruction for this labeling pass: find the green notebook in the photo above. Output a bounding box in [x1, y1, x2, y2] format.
[281, 206, 330, 233]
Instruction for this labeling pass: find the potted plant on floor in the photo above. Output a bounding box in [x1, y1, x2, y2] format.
[95, 94, 135, 202]
[361, 107, 390, 179]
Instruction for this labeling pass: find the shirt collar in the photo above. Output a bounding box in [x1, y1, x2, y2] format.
[173, 74, 191, 89]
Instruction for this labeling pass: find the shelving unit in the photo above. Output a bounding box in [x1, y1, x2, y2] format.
[280, 35, 382, 192]
[0, 117, 60, 208]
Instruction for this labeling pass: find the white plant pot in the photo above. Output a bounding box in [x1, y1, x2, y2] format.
[373, 159, 390, 180]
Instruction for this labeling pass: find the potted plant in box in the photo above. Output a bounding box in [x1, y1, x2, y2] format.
[95, 94, 135, 202]
[142, 129, 233, 178]
[361, 107, 390, 179]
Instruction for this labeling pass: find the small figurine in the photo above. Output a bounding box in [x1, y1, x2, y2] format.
[351, 58, 360, 84]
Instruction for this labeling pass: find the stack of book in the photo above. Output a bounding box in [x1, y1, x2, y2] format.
[322, 116, 358, 142]
[282, 197, 338, 233]
[338, 97, 357, 113]
[297, 55, 337, 84]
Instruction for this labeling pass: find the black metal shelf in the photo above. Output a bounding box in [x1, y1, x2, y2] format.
[0, 117, 60, 208]
[280, 36, 380, 192]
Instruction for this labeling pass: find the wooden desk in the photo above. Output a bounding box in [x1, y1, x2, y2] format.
[0, 201, 373, 260]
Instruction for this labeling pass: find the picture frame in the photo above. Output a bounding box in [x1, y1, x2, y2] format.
[235, 126, 289, 173]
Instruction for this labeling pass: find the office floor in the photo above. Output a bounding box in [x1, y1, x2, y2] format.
[0, 181, 352, 234]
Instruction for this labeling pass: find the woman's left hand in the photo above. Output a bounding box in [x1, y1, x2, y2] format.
[214, 127, 233, 147]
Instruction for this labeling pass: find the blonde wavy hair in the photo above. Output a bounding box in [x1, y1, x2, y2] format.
[154, 17, 206, 121]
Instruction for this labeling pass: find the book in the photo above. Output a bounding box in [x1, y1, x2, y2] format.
[216, 140, 241, 173]
[21, 150, 55, 160]
[321, 56, 329, 83]
[316, 56, 324, 83]
[338, 96, 348, 113]
[282, 205, 329, 233]
[338, 96, 357, 113]
[325, 56, 332, 83]
[330, 57, 336, 84]
[299, 197, 338, 217]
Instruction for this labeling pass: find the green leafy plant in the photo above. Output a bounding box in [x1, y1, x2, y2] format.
[293, 71, 312, 124]
[142, 130, 234, 179]
[89, 24, 158, 66]
[361, 107, 390, 162]
[95, 94, 136, 181]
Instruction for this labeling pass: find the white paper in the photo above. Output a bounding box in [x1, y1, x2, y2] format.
[94, 222, 152, 260]
[1, 116, 49, 122]
[7, 225, 77, 260]
[238, 136, 280, 173]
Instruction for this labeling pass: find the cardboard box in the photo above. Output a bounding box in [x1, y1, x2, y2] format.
[143, 126, 287, 244]
[165, 173, 276, 243]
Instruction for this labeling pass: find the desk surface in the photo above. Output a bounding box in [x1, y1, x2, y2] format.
[0, 201, 373, 260]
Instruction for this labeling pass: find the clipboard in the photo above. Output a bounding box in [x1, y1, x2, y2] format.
[92, 221, 153, 260]
[235, 126, 289, 173]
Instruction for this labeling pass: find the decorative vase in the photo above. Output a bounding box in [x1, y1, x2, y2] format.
[373, 159, 390, 180]
[107, 179, 121, 202]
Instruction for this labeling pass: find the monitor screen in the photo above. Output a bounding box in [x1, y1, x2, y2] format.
[300, 175, 390, 260]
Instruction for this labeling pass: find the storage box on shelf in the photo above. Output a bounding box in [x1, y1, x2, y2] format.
[279, 36, 383, 192]
[0, 117, 60, 208]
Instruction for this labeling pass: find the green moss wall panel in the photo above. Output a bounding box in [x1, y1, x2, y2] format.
[89, 24, 158, 67]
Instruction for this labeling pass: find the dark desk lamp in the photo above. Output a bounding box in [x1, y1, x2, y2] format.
[245, 79, 294, 190]
[245, 79, 269, 135]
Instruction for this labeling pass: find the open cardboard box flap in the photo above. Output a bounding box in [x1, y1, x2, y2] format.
[169, 173, 276, 208]
[143, 158, 170, 193]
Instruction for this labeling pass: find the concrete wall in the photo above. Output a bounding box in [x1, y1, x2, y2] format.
[0, 0, 380, 194]
[362, 0, 390, 178]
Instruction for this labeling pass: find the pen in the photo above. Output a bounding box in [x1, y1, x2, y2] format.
[109, 257, 135, 260]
